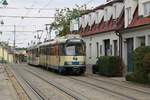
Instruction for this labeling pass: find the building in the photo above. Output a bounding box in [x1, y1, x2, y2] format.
[0, 42, 14, 63]
[71, 0, 124, 72]
[70, 0, 150, 75]
[121, 0, 150, 74]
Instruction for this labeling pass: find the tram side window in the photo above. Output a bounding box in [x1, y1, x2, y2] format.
[46, 46, 49, 55]
[44, 47, 47, 55]
[50, 45, 57, 55]
[36, 48, 39, 57]
[47, 46, 50, 55]
[50, 46, 55, 55]
[42, 48, 44, 55]
[59, 44, 65, 55]
[41, 47, 45, 55]
[39, 48, 42, 54]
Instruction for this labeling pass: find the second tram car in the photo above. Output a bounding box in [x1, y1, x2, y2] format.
[27, 35, 86, 75]
[27, 45, 39, 66]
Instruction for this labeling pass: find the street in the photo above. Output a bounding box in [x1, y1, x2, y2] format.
[1, 64, 150, 100]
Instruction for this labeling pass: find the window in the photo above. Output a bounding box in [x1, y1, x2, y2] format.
[126, 7, 132, 25]
[89, 14, 92, 20]
[113, 40, 118, 56]
[59, 44, 65, 55]
[50, 46, 55, 55]
[65, 43, 85, 56]
[104, 39, 110, 56]
[105, 8, 108, 20]
[89, 14, 92, 25]
[36, 48, 39, 57]
[143, 2, 150, 16]
[114, 5, 117, 19]
[82, 16, 85, 26]
[96, 42, 99, 58]
[100, 45, 102, 55]
[96, 12, 99, 23]
[89, 43, 92, 59]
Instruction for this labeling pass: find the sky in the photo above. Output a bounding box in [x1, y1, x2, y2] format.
[0, 0, 105, 48]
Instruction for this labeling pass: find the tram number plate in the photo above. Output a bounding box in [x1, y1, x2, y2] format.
[72, 62, 79, 65]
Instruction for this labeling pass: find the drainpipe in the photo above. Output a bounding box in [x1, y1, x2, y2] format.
[115, 30, 122, 58]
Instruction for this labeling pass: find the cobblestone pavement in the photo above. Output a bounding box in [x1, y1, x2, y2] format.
[1, 63, 150, 100]
[0, 64, 18, 100]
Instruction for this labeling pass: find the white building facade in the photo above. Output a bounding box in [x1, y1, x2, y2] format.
[77, 0, 124, 67]
[122, 0, 150, 74]
[70, 0, 150, 75]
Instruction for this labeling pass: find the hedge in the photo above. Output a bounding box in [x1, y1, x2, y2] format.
[96, 56, 123, 77]
[126, 46, 150, 84]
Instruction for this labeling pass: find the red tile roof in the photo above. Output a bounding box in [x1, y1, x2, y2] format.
[128, 6, 150, 28]
[80, 9, 124, 37]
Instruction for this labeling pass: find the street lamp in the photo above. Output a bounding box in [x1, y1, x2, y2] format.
[1, 20, 4, 25]
[0, 0, 8, 6]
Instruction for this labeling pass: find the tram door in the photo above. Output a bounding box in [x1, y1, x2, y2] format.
[127, 38, 134, 72]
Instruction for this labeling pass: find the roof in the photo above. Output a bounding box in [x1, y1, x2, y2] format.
[79, 8, 124, 37]
[29, 34, 82, 48]
[80, 0, 124, 16]
[128, 6, 150, 28]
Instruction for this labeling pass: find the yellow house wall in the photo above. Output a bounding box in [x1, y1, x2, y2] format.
[4, 49, 8, 61]
[0, 47, 3, 60]
[8, 54, 13, 63]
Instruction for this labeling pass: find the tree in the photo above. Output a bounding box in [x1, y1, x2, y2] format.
[51, 6, 86, 36]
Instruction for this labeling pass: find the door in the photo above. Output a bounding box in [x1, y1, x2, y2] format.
[114, 40, 118, 56]
[127, 38, 133, 72]
[104, 39, 110, 56]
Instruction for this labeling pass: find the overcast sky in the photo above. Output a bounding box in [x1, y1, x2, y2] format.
[0, 0, 105, 48]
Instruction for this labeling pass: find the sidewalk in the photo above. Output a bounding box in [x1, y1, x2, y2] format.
[0, 64, 18, 100]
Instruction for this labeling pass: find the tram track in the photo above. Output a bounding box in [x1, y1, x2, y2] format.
[69, 77, 136, 100]
[25, 64, 150, 100]
[11, 65, 49, 100]
[87, 76, 150, 94]
[24, 65, 138, 100]
[20, 76, 47, 100]
[24, 68, 90, 100]
[4, 64, 31, 100]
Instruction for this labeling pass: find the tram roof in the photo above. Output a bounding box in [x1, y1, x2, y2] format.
[28, 34, 82, 48]
[39, 34, 82, 47]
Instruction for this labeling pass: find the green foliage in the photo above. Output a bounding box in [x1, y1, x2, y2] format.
[126, 46, 150, 84]
[126, 73, 136, 82]
[96, 56, 123, 77]
[126, 72, 148, 83]
[50, 6, 85, 36]
[148, 73, 150, 83]
[143, 53, 150, 72]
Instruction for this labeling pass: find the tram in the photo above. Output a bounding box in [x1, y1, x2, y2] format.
[27, 45, 39, 66]
[27, 35, 86, 75]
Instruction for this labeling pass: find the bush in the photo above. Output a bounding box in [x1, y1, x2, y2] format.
[143, 53, 150, 72]
[134, 46, 150, 73]
[148, 73, 150, 83]
[126, 73, 136, 82]
[126, 46, 150, 84]
[97, 56, 123, 77]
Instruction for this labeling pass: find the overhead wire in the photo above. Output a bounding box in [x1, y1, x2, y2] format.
[31, 0, 54, 41]
[0, 7, 57, 10]
[0, 15, 55, 18]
